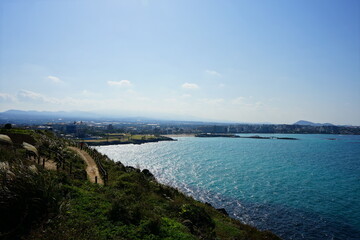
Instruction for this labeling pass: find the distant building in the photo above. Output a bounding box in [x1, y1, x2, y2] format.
[66, 124, 76, 134]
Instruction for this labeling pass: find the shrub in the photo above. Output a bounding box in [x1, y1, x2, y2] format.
[139, 217, 161, 235]
[0, 164, 63, 239]
[179, 204, 215, 238]
[107, 199, 141, 225]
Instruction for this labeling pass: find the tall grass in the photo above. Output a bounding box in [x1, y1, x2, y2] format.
[0, 161, 65, 239]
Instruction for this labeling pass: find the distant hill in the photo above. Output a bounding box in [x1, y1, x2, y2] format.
[293, 120, 335, 127]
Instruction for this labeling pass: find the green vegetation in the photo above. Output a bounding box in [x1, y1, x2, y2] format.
[0, 128, 280, 240]
[81, 133, 175, 146]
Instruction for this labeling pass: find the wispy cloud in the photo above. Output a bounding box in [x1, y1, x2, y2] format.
[232, 97, 245, 105]
[14, 90, 112, 109]
[182, 82, 199, 89]
[165, 98, 178, 103]
[232, 96, 263, 108]
[200, 98, 224, 105]
[205, 70, 222, 77]
[18, 90, 44, 100]
[0, 92, 16, 102]
[47, 75, 64, 84]
[181, 94, 191, 98]
[126, 89, 137, 94]
[81, 89, 101, 97]
[107, 80, 132, 87]
[17, 90, 58, 104]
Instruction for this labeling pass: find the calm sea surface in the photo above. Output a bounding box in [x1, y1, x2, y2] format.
[96, 134, 360, 240]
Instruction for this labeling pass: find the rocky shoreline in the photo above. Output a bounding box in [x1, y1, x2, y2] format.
[194, 133, 298, 140]
[195, 133, 240, 138]
[240, 135, 299, 140]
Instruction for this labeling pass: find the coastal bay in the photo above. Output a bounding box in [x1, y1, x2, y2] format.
[97, 134, 360, 240]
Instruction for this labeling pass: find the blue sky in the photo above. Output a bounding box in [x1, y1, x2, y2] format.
[0, 0, 359, 125]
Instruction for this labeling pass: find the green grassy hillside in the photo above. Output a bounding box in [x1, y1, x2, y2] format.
[0, 128, 280, 240]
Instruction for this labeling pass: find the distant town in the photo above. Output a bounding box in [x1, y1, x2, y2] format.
[1, 110, 359, 140]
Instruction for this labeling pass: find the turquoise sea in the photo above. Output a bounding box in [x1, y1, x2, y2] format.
[96, 134, 360, 240]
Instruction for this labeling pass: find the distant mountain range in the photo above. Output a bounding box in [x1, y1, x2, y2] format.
[0, 109, 216, 123]
[0, 109, 166, 123]
[0, 109, 209, 124]
[293, 120, 335, 127]
[0, 110, 348, 127]
[0, 109, 100, 120]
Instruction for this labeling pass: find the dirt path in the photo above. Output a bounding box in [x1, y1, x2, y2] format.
[68, 146, 104, 185]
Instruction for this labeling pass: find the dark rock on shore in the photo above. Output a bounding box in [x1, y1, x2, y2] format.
[142, 169, 155, 180]
[240, 135, 298, 140]
[216, 208, 229, 216]
[276, 137, 298, 140]
[195, 133, 240, 138]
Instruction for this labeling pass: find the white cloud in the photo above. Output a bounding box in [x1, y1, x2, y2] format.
[107, 80, 132, 87]
[182, 82, 199, 89]
[205, 70, 222, 77]
[219, 83, 225, 88]
[17, 90, 58, 104]
[13, 90, 116, 110]
[47, 75, 64, 84]
[0, 93, 16, 102]
[18, 90, 44, 100]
